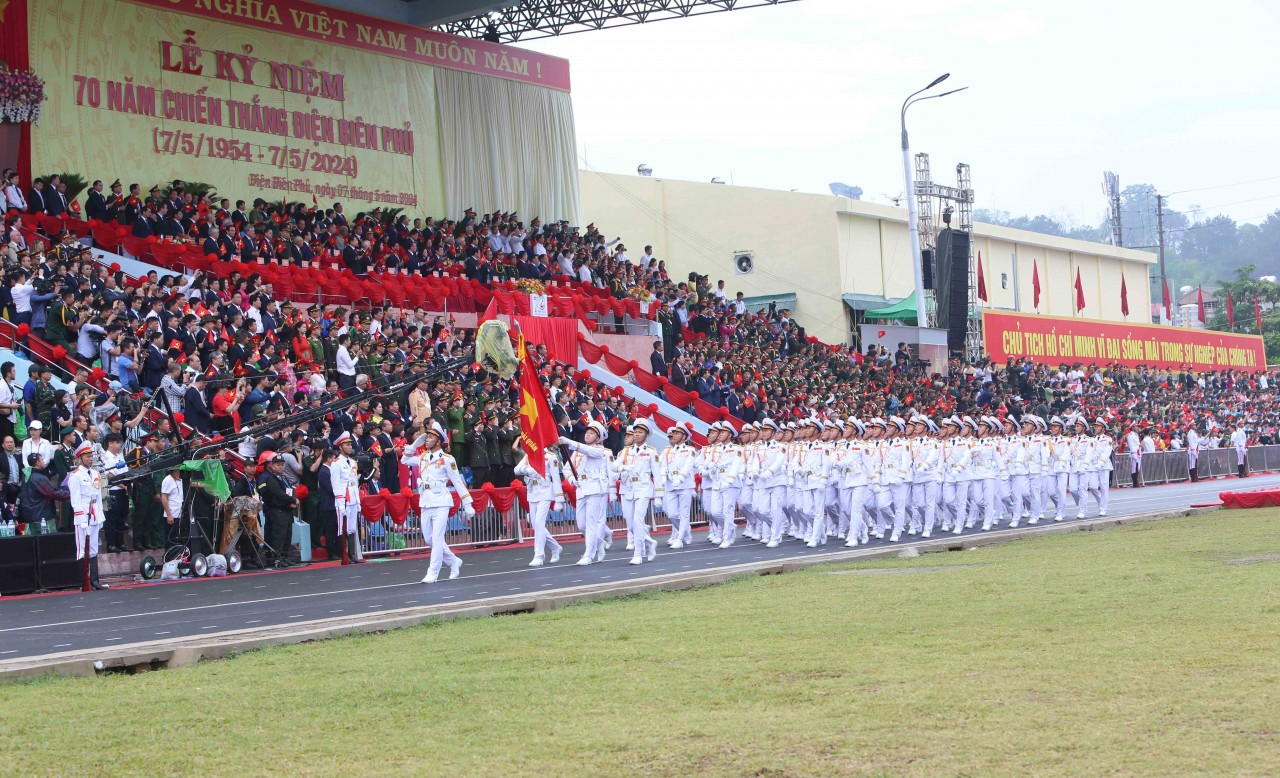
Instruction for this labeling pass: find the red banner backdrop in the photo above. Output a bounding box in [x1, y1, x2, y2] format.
[124, 0, 571, 91]
[981, 310, 1266, 371]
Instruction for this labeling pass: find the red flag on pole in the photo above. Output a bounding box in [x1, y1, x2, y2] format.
[1256, 297, 1264, 334]
[1120, 274, 1129, 317]
[1196, 286, 1206, 324]
[1163, 279, 1172, 322]
[518, 334, 560, 477]
[1226, 290, 1235, 330]
[1074, 268, 1085, 312]
[1031, 260, 1041, 309]
[478, 295, 498, 324]
[976, 251, 987, 302]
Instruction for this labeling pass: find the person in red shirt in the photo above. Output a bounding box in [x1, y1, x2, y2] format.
[212, 379, 247, 435]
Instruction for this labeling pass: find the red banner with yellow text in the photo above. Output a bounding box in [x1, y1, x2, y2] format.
[982, 310, 1266, 371]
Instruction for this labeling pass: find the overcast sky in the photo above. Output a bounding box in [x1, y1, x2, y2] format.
[521, 0, 1280, 228]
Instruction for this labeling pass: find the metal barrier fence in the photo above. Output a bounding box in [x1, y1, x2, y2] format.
[359, 493, 711, 558]
[1111, 444, 1280, 487]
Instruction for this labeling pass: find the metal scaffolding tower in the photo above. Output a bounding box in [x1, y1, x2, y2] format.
[913, 153, 980, 362]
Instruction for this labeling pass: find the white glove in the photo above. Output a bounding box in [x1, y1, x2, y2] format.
[463, 503, 476, 519]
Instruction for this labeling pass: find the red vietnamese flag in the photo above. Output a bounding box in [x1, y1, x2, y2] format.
[518, 334, 560, 477]
[976, 251, 988, 302]
[1226, 290, 1235, 329]
[1162, 279, 1172, 322]
[1120, 274, 1130, 317]
[1031, 260, 1041, 308]
[479, 295, 498, 324]
[1074, 268, 1085, 312]
[1256, 297, 1264, 334]
[1196, 286, 1206, 324]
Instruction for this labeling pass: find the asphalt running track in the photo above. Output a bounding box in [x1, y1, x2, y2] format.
[0, 475, 1271, 661]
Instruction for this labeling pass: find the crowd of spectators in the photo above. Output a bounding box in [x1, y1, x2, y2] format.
[0, 171, 1275, 558]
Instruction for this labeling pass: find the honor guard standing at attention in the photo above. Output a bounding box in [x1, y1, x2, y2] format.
[616, 418, 659, 564]
[404, 421, 475, 583]
[514, 446, 564, 567]
[560, 420, 614, 566]
[1126, 425, 1143, 487]
[1186, 422, 1202, 482]
[330, 432, 363, 563]
[657, 424, 697, 548]
[69, 441, 108, 590]
[1231, 422, 1249, 477]
[1025, 416, 1049, 523]
[258, 453, 298, 568]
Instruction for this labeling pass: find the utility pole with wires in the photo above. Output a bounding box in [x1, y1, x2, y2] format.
[1156, 193, 1167, 322]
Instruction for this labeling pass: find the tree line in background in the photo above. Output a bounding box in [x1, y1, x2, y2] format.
[978, 183, 1280, 360]
[977, 183, 1280, 287]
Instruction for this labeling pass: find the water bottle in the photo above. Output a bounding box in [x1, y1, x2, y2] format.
[40, 518, 48, 535]
[2, 519, 11, 537]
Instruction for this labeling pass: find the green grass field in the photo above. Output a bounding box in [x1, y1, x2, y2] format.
[3, 510, 1279, 777]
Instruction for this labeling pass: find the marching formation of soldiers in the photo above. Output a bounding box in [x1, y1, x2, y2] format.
[523, 411, 1117, 570]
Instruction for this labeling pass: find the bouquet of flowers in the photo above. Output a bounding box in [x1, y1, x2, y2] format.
[515, 278, 545, 296]
[0, 68, 46, 124]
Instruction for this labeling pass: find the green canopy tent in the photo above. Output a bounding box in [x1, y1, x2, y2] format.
[863, 295, 918, 325]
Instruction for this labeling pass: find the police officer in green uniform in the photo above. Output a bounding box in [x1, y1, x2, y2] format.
[258, 453, 298, 567]
[128, 433, 166, 549]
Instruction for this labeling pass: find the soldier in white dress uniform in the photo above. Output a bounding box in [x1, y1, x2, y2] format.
[657, 424, 697, 548]
[513, 448, 564, 567]
[69, 441, 108, 590]
[1088, 418, 1113, 516]
[403, 421, 475, 583]
[882, 416, 912, 542]
[1044, 416, 1073, 522]
[331, 432, 364, 562]
[615, 418, 659, 564]
[559, 420, 615, 565]
[754, 419, 789, 548]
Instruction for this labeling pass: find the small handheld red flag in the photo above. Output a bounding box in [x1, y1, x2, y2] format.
[976, 251, 987, 302]
[1074, 268, 1085, 312]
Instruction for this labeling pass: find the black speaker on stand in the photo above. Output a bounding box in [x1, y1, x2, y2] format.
[947, 231, 970, 353]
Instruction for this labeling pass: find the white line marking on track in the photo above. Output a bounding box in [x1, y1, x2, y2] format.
[53, 644, 70, 648]
[289, 615, 303, 619]
[200, 625, 217, 630]
[155, 631, 170, 635]
[105, 637, 121, 641]
[245, 620, 261, 625]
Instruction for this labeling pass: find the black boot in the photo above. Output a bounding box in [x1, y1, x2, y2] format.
[1189, 467, 1198, 483]
[1238, 464, 1246, 478]
[90, 557, 109, 590]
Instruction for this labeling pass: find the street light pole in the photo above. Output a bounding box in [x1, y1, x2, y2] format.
[900, 74, 966, 328]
